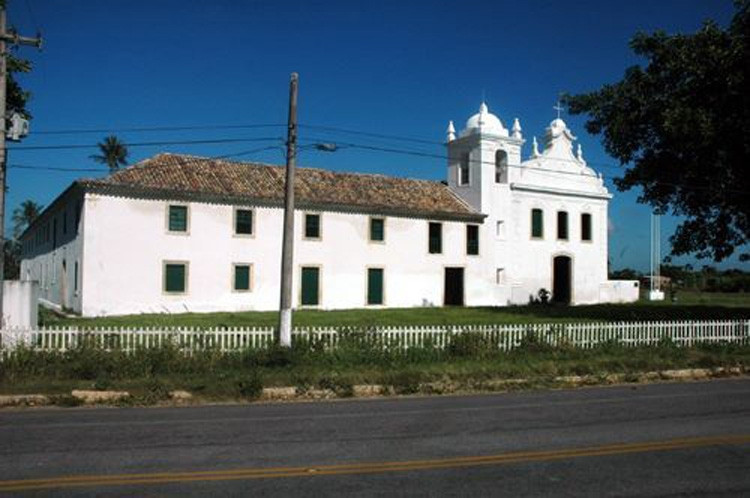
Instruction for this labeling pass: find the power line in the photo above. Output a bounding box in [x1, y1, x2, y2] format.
[9, 164, 101, 172]
[6, 136, 283, 151]
[32, 123, 285, 135]
[299, 123, 444, 146]
[7, 144, 284, 173]
[299, 137, 750, 196]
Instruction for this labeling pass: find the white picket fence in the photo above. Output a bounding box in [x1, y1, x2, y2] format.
[0, 320, 748, 356]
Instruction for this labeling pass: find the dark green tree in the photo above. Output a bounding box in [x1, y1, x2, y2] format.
[565, 1, 750, 262]
[12, 199, 42, 239]
[90, 135, 129, 172]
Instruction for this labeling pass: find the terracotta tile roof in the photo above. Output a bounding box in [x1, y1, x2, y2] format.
[78, 153, 483, 222]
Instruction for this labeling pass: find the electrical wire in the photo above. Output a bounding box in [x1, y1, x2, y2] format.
[32, 123, 286, 135]
[6, 136, 283, 151]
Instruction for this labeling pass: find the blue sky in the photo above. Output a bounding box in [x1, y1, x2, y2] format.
[5, 0, 746, 272]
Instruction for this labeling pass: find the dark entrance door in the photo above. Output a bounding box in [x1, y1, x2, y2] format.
[444, 268, 464, 306]
[552, 256, 572, 304]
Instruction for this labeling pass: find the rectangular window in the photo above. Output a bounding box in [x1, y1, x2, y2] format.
[301, 266, 320, 305]
[367, 268, 384, 305]
[235, 208, 253, 235]
[496, 220, 506, 239]
[531, 209, 544, 238]
[458, 153, 470, 185]
[304, 214, 321, 239]
[164, 262, 187, 293]
[428, 222, 442, 254]
[581, 213, 592, 241]
[233, 264, 252, 291]
[168, 205, 188, 232]
[74, 261, 79, 292]
[496, 268, 505, 284]
[466, 225, 479, 255]
[557, 211, 569, 240]
[369, 217, 385, 242]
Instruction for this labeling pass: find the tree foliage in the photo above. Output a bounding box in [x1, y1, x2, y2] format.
[565, 1, 750, 262]
[12, 199, 42, 239]
[90, 135, 129, 172]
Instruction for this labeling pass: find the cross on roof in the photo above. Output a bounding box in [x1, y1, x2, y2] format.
[553, 100, 564, 119]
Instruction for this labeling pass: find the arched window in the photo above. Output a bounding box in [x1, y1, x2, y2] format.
[495, 150, 508, 184]
[458, 153, 470, 186]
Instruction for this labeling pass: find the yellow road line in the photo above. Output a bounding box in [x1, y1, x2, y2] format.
[1, 435, 748, 492]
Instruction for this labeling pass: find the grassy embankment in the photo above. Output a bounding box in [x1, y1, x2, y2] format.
[2, 292, 746, 405]
[39, 290, 750, 329]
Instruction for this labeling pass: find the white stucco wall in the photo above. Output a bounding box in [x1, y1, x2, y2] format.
[78, 194, 498, 316]
[505, 191, 609, 304]
[2, 280, 39, 329]
[19, 189, 85, 314]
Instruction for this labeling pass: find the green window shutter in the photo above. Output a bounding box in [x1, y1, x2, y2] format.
[531, 209, 543, 238]
[234, 265, 250, 291]
[429, 222, 442, 254]
[581, 213, 592, 241]
[466, 225, 479, 255]
[169, 206, 188, 232]
[165, 264, 186, 293]
[367, 268, 384, 305]
[370, 218, 384, 242]
[235, 209, 253, 235]
[557, 211, 568, 240]
[305, 214, 320, 238]
[301, 267, 319, 305]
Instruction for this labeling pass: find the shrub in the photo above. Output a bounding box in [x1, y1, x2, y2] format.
[236, 370, 264, 399]
[383, 369, 425, 395]
[516, 330, 555, 354]
[317, 372, 355, 397]
[447, 332, 495, 359]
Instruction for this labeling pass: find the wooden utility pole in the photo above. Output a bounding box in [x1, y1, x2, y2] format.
[0, 2, 42, 325]
[278, 72, 298, 347]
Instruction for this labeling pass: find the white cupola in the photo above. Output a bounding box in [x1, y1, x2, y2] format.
[461, 102, 508, 137]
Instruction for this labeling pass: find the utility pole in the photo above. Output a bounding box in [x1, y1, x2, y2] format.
[278, 72, 298, 347]
[0, 2, 42, 326]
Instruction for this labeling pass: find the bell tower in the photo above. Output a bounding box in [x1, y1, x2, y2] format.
[446, 102, 524, 215]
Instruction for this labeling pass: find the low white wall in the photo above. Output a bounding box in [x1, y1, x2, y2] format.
[2, 280, 39, 329]
[599, 280, 640, 303]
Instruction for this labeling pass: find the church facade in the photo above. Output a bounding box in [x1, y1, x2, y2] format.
[19, 103, 638, 317]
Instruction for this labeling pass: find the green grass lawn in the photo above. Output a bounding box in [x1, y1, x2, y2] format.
[39, 291, 750, 329]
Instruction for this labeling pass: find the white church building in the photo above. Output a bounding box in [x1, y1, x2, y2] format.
[19, 103, 638, 317]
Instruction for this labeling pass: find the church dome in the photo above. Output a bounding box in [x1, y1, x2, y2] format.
[463, 102, 508, 137]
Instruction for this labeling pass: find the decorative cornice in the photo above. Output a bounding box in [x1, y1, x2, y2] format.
[510, 182, 612, 200]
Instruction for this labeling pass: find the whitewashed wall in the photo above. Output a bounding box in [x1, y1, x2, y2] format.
[19, 189, 85, 314]
[506, 190, 610, 304]
[2, 280, 39, 328]
[79, 194, 498, 316]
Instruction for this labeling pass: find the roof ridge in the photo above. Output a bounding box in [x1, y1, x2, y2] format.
[148, 153, 443, 185]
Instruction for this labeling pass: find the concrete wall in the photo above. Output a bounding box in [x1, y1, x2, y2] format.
[600, 280, 640, 303]
[78, 194, 499, 316]
[2, 280, 39, 329]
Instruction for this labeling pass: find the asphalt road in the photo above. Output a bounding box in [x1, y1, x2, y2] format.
[1, 379, 749, 497]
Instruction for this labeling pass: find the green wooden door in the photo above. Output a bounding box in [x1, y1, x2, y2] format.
[301, 267, 319, 305]
[367, 268, 383, 305]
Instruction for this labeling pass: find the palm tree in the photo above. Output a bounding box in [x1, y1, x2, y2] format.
[12, 199, 43, 239]
[90, 135, 128, 172]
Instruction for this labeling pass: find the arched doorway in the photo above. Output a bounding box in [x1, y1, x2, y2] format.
[552, 255, 572, 304]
